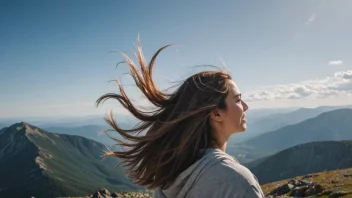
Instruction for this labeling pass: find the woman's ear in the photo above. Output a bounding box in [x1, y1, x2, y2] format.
[210, 109, 222, 122]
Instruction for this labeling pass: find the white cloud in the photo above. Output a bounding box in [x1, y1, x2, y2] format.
[306, 12, 316, 25]
[244, 70, 352, 102]
[328, 60, 343, 66]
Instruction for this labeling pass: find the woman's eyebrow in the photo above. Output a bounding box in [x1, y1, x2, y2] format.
[234, 93, 242, 98]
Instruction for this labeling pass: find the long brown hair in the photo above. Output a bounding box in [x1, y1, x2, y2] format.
[96, 39, 232, 189]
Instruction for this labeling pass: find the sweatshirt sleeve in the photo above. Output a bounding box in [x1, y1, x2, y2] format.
[185, 159, 264, 198]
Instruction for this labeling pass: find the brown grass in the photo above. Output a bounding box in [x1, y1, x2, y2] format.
[261, 167, 352, 197]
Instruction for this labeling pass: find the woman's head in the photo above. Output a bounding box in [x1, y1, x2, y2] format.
[209, 80, 249, 144]
[96, 39, 248, 189]
[174, 71, 249, 142]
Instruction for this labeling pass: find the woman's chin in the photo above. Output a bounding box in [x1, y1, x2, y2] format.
[233, 126, 247, 133]
[239, 124, 247, 132]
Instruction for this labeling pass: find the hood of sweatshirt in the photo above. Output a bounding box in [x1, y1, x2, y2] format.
[154, 148, 238, 198]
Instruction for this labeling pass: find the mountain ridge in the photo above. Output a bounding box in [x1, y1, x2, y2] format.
[249, 140, 352, 185]
[228, 108, 352, 163]
[0, 122, 142, 198]
[230, 105, 352, 144]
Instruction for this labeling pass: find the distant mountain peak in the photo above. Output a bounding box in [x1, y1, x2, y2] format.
[22, 121, 32, 129]
[11, 122, 50, 137]
[0, 121, 141, 198]
[21, 121, 39, 131]
[10, 121, 35, 132]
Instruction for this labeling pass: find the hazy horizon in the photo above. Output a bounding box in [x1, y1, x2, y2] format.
[2, 0, 352, 118]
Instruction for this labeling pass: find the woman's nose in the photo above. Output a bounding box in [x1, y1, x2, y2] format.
[242, 101, 249, 111]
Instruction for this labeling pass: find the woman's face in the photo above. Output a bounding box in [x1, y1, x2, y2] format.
[216, 80, 249, 135]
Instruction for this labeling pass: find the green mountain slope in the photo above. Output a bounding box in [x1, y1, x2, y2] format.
[249, 140, 352, 184]
[0, 122, 142, 198]
[229, 105, 352, 144]
[43, 125, 119, 147]
[228, 108, 352, 162]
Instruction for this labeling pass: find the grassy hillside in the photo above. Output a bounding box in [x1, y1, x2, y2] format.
[261, 168, 352, 197]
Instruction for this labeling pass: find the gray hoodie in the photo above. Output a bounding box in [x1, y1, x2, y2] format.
[154, 148, 264, 198]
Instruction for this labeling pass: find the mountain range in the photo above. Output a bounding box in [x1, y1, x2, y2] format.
[248, 140, 352, 184]
[229, 105, 352, 144]
[1, 105, 352, 197]
[228, 108, 352, 163]
[43, 125, 120, 147]
[0, 114, 136, 128]
[0, 122, 142, 198]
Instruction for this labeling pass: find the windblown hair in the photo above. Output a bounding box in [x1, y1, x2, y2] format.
[96, 39, 232, 189]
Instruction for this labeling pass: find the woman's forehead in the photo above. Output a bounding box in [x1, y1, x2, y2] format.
[229, 80, 241, 95]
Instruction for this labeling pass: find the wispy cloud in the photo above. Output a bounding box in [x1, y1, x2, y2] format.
[328, 60, 344, 66]
[244, 70, 352, 102]
[305, 0, 324, 26]
[306, 12, 316, 25]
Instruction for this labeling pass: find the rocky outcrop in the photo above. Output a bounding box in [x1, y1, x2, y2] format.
[266, 179, 323, 197]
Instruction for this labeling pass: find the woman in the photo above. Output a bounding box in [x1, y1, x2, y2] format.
[96, 40, 264, 198]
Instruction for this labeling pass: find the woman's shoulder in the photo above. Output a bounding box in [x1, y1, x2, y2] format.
[185, 148, 264, 197]
[202, 148, 259, 186]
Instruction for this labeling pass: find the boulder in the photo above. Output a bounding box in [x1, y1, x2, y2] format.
[98, 189, 111, 196]
[290, 186, 308, 197]
[287, 184, 294, 190]
[92, 189, 112, 198]
[304, 184, 323, 196]
[268, 184, 290, 196]
[92, 192, 105, 198]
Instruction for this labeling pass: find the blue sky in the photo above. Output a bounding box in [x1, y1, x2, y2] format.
[1, 0, 352, 118]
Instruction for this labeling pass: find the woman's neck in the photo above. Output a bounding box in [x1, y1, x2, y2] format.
[210, 126, 230, 152]
[212, 139, 228, 152]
